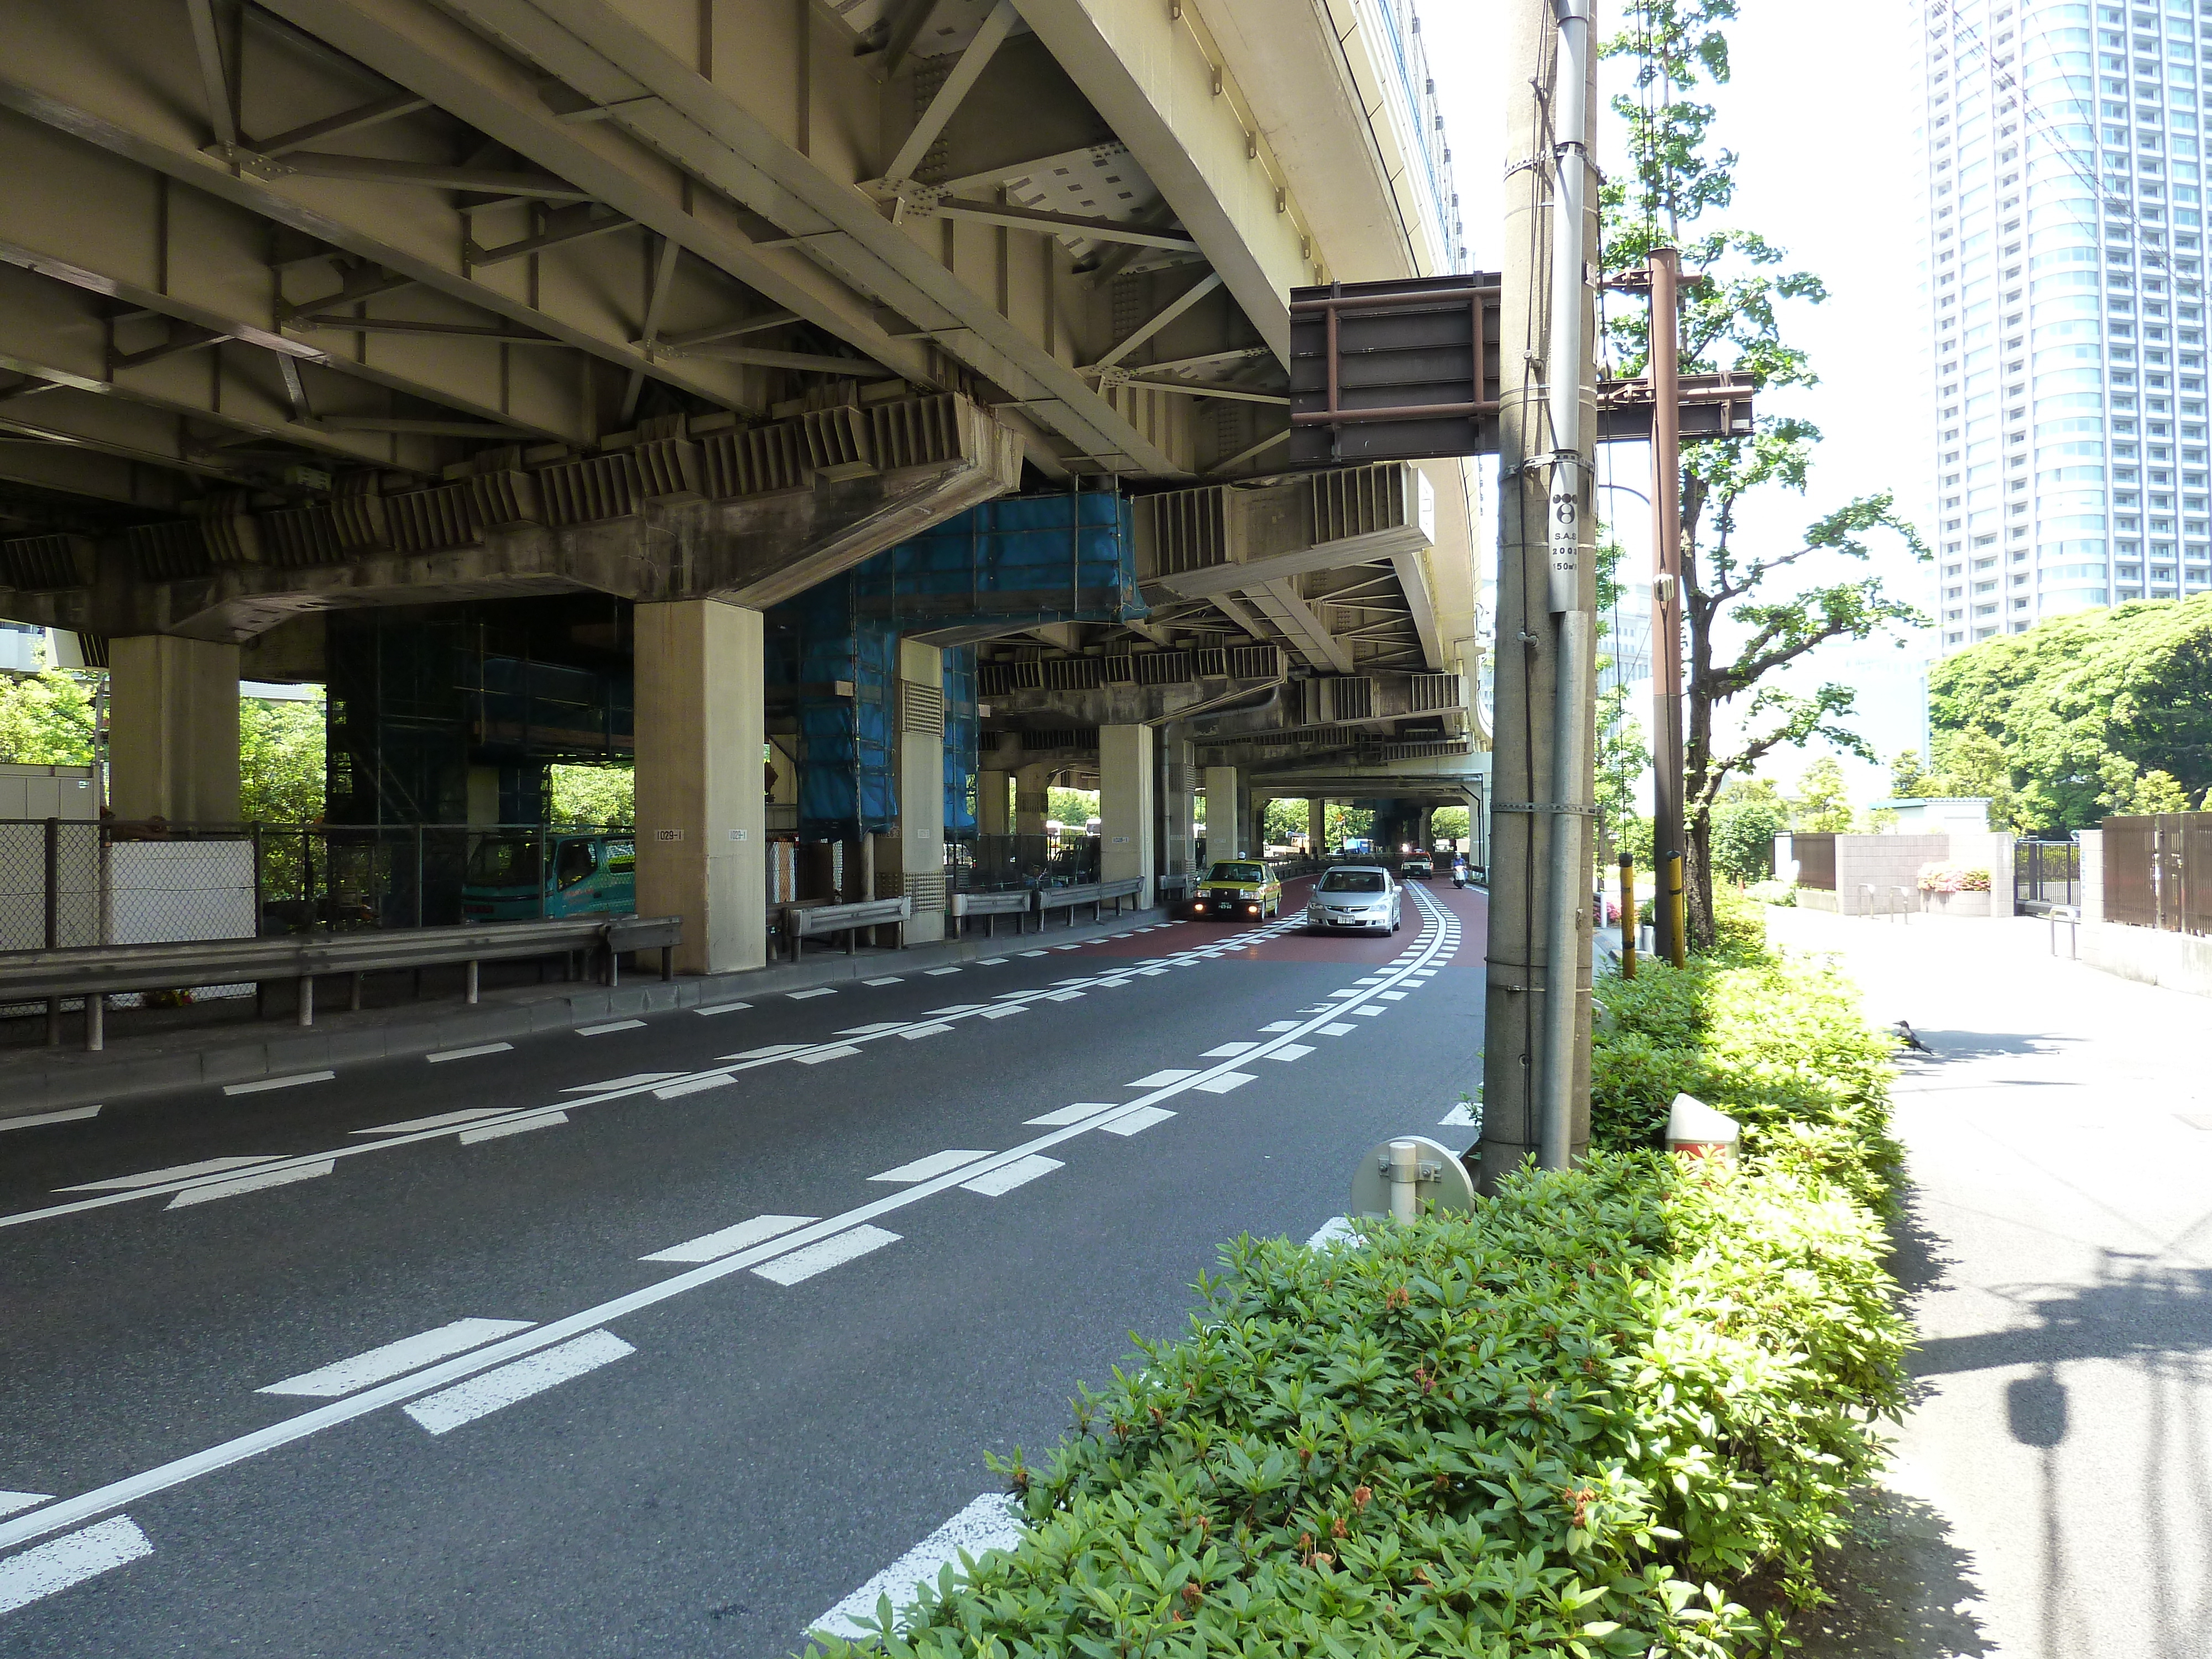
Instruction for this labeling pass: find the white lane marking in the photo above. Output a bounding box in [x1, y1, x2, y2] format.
[653, 1074, 733, 1100]
[167, 1161, 334, 1208]
[0, 1494, 51, 1520]
[977, 957, 1008, 964]
[355, 1109, 512, 1135]
[0, 891, 1458, 1549]
[1351, 1006, 1386, 1018]
[62, 1156, 281, 1192]
[1026, 1103, 1118, 1126]
[724, 1044, 811, 1061]
[458, 1113, 567, 1145]
[1263, 1044, 1314, 1062]
[978, 1006, 1026, 1019]
[563, 1073, 684, 1093]
[1379, 990, 1410, 1001]
[1102, 1107, 1175, 1136]
[1306, 1216, 1358, 1249]
[1193, 1073, 1255, 1094]
[1355, 976, 1387, 984]
[837, 1022, 909, 1037]
[1042, 989, 1084, 1001]
[1019, 950, 1048, 957]
[1319, 1022, 1356, 1036]
[1259, 1021, 1301, 1033]
[222, 1071, 334, 1097]
[795, 1045, 860, 1065]
[1134, 967, 1167, 977]
[0, 1106, 100, 1133]
[1052, 977, 1097, 987]
[0, 1515, 153, 1614]
[693, 1000, 753, 1015]
[1052, 944, 1081, 951]
[426, 1042, 513, 1063]
[641, 1215, 816, 1264]
[1202, 1042, 1258, 1057]
[259, 1319, 535, 1398]
[920, 1004, 987, 1018]
[1440, 1102, 1479, 1126]
[901, 1022, 953, 1040]
[863, 977, 903, 986]
[1411, 969, 1437, 978]
[809, 1492, 1025, 1640]
[789, 988, 837, 1000]
[1128, 1070, 1197, 1087]
[960, 1155, 1062, 1196]
[577, 1020, 646, 1036]
[753, 1225, 900, 1285]
[403, 1331, 634, 1436]
[871, 1150, 994, 1184]
[924, 967, 962, 977]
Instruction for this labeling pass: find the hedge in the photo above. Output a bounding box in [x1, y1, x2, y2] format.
[805, 900, 1907, 1658]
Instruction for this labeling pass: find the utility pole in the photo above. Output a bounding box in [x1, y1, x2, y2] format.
[1648, 246, 1689, 967]
[1480, 0, 1599, 1186]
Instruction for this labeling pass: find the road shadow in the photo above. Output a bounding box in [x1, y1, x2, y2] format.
[1893, 1027, 2084, 1066]
[1790, 1486, 1996, 1658]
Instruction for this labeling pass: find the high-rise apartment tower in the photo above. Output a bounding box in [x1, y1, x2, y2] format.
[1917, 0, 2212, 651]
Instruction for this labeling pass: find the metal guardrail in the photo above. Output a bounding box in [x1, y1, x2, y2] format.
[1035, 878, 1147, 927]
[783, 896, 911, 961]
[950, 889, 1032, 938]
[0, 915, 681, 1050]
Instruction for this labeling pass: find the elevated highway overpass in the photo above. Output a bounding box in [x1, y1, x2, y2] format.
[0, 0, 1490, 971]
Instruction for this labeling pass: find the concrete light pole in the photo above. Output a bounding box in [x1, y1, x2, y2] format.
[1480, 0, 1601, 1185]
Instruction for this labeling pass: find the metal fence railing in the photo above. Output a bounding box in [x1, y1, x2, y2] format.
[2013, 838, 2081, 915]
[1786, 832, 1838, 891]
[0, 820, 635, 953]
[945, 834, 1100, 894]
[2103, 812, 2212, 935]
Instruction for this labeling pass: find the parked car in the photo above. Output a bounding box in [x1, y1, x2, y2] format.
[1305, 864, 1401, 933]
[462, 832, 637, 921]
[1191, 859, 1284, 921]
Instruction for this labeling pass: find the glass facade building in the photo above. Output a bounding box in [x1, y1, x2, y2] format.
[1917, 0, 2212, 651]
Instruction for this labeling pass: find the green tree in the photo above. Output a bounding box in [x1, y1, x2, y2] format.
[1888, 749, 1938, 798]
[1047, 786, 1098, 828]
[1928, 727, 2019, 828]
[1430, 806, 1470, 842]
[238, 693, 327, 821]
[1928, 593, 2212, 830]
[1708, 776, 1785, 883]
[0, 670, 97, 766]
[2127, 769, 2193, 815]
[1603, 0, 1927, 946]
[1787, 758, 1854, 832]
[550, 763, 634, 826]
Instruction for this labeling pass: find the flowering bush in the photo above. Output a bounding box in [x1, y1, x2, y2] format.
[1915, 862, 1991, 893]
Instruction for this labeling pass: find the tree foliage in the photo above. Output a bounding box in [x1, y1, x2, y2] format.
[550, 763, 634, 826]
[238, 694, 327, 822]
[1785, 758, 1854, 833]
[1601, 0, 1926, 945]
[0, 670, 97, 766]
[1927, 593, 2212, 831]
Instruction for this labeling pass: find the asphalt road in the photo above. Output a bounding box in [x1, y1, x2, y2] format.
[0, 876, 1485, 1656]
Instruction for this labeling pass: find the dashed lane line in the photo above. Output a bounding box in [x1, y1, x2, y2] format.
[403, 1330, 634, 1436]
[752, 1225, 901, 1286]
[426, 1042, 513, 1063]
[458, 1113, 566, 1145]
[221, 1071, 333, 1097]
[258, 1319, 536, 1399]
[0, 892, 1459, 1559]
[0, 1105, 101, 1133]
[640, 1214, 815, 1264]
[166, 1161, 333, 1208]
[576, 1020, 646, 1036]
[0, 1515, 152, 1615]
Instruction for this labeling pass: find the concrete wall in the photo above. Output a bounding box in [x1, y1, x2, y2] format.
[2080, 830, 2105, 923]
[1830, 834, 1952, 916]
[2077, 919, 2212, 998]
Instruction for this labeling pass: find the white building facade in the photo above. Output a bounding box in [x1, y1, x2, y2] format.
[1917, 0, 2212, 652]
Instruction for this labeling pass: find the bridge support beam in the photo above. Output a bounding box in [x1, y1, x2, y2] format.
[633, 601, 767, 977]
[896, 641, 948, 945]
[978, 769, 1011, 837]
[1160, 729, 1195, 893]
[1099, 724, 1154, 909]
[107, 635, 241, 825]
[1202, 765, 1242, 858]
[1307, 797, 1326, 856]
[1014, 764, 1051, 839]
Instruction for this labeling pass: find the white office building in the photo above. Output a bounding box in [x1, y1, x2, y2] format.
[1916, 0, 2212, 652]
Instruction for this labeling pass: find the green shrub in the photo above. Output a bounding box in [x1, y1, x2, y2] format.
[1743, 879, 1797, 906]
[806, 886, 1907, 1659]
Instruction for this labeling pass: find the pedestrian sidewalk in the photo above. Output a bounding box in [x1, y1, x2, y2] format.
[0, 904, 1183, 1121]
[1765, 906, 2212, 1658]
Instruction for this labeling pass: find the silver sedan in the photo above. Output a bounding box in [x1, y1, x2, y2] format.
[1306, 865, 1402, 933]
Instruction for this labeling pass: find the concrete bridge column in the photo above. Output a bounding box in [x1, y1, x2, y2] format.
[896, 639, 947, 945]
[1098, 724, 1155, 908]
[107, 636, 241, 825]
[1202, 766, 1240, 857]
[1160, 729, 1194, 886]
[1307, 797, 1326, 855]
[1014, 764, 1051, 838]
[633, 600, 766, 976]
[1418, 807, 1434, 855]
[978, 769, 1010, 836]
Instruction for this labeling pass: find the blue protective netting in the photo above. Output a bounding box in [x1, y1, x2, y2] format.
[773, 489, 1143, 843]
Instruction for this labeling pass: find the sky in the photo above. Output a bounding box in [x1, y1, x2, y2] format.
[1421, 0, 1928, 806]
